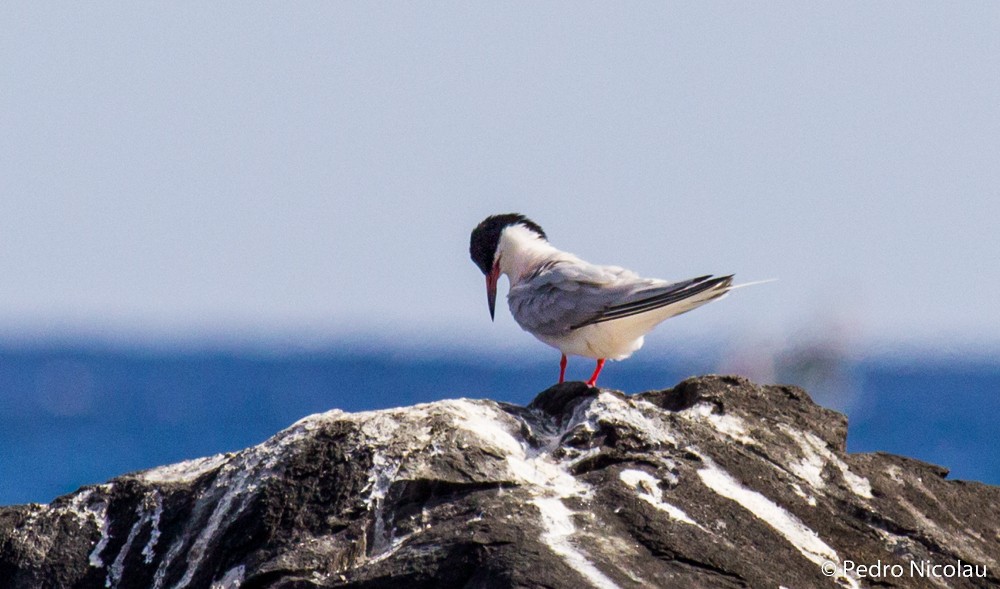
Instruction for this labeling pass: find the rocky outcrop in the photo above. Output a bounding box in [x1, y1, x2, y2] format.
[1, 376, 997, 589]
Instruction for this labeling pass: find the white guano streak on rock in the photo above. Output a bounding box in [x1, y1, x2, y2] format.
[583, 393, 677, 447]
[153, 529, 186, 589]
[138, 454, 231, 485]
[897, 497, 998, 570]
[533, 497, 623, 589]
[618, 469, 703, 530]
[286, 402, 440, 567]
[167, 463, 258, 589]
[680, 403, 756, 446]
[787, 442, 826, 491]
[105, 490, 165, 588]
[452, 399, 622, 589]
[142, 492, 164, 564]
[354, 404, 437, 563]
[452, 400, 586, 497]
[366, 451, 405, 557]
[158, 421, 313, 589]
[106, 498, 153, 588]
[74, 489, 111, 569]
[696, 457, 860, 589]
[88, 517, 112, 569]
[789, 483, 818, 507]
[779, 425, 872, 499]
[211, 564, 245, 589]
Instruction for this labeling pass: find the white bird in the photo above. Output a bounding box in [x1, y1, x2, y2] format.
[470, 213, 735, 387]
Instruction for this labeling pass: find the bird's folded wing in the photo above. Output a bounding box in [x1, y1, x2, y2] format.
[507, 262, 636, 336]
[570, 274, 733, 328]
[509, 261, 731, 335]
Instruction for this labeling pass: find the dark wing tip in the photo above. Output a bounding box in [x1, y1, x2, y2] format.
[571, 274, 734, 329]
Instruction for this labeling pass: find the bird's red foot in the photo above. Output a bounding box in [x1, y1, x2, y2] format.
[585, 358, 606, 388]
[558, 354, 567, 384]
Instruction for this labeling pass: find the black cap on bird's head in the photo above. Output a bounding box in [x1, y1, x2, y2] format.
[470, 213, 547, 320]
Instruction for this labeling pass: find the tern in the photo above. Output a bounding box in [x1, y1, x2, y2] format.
[470, 213, 735, 387]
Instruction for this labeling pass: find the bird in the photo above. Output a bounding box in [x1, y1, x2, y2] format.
[470, 213, 735, 387]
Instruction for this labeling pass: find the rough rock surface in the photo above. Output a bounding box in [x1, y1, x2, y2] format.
[1, 376, 998, 589]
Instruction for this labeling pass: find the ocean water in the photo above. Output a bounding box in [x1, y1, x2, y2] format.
[0, 345, 997, 505]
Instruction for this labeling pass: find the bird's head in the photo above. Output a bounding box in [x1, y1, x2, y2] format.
[470, 213, 547, 320]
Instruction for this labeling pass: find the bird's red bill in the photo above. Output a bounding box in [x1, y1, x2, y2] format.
[486, 261, 500, 321]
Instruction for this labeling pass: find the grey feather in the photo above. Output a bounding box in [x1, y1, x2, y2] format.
[508, 259, 724, 336]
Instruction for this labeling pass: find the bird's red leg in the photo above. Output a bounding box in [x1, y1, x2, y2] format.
[558, 354, 567, 384]
[586, 358, 606, 388]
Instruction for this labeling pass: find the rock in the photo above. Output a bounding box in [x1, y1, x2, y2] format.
[1, 375, 998, 588]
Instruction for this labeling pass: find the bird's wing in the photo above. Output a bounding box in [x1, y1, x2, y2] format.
[569, 274, 733, 329]
[508, 261, 732, 335]
[507, 260, 637, 336]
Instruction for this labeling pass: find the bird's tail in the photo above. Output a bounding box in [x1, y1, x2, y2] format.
[575, 274, 733, 329]
[572, 274, 769, 330]
[659, 274, 735, 318]
[728, 278, 778, 290]
[681, 276, 775, 311]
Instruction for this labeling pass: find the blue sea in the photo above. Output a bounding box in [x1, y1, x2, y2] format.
[1, 344, 997, 505]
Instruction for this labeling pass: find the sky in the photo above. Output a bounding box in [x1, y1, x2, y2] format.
[2, 3, 999, 358]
